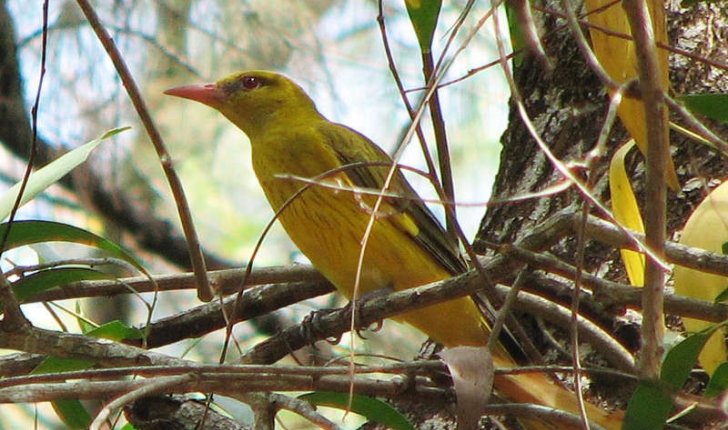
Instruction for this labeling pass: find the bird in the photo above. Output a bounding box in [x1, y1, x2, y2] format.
[165, 70, 624, 429]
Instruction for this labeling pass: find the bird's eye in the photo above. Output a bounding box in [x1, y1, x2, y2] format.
[241, 76, 261, 90]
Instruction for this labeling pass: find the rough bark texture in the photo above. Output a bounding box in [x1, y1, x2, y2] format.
[474, 4, 615, 269]
[478, 1, 728, 289]
[465, 0, 728, 428]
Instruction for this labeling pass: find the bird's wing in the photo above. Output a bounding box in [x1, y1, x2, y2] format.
[317, 122, 467, 275]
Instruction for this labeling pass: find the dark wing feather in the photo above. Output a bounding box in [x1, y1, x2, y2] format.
[317, 122, 467, 275]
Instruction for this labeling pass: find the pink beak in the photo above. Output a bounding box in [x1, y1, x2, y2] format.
[164, 83, 225, 108]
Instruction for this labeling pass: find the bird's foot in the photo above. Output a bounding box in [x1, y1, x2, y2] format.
[300, 308, 343, 345]
[299, 291, 388, 345]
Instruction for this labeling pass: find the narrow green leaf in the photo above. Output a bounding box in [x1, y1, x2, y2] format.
[52, 399, 93, 430]
[11, 267, 110, 304]
[404, 0, 442, 53]
[661, 330, 712, 390]
[505, 3, 525, 66]
[705, 362, 728, 397]
[623, 381, 673, 430]
[714, 285, 728, 304]
[85, 320, 143, 341]
[0, 127, 129, 221]
[33, 356, 96, 375]
[299, 392, 416, 430]
[0, 220, 146, 275]
[680, 94, 728, 123]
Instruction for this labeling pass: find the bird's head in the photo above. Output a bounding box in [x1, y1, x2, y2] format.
[165, 70, 320, 138]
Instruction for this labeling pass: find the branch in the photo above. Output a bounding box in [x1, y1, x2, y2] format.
[136, 279, 332, 349]
[28, 265, 329, 302]
[622, 0, 669, 381]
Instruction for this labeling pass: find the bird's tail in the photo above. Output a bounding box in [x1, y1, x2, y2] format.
[401, 299, 624, 429]
[491, 353, 624, 430]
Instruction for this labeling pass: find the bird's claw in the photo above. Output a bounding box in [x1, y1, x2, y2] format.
[299, 298, 384, 345]
[300, 308, 343, 344]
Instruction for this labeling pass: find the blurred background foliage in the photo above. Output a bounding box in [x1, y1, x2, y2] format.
[7, 0, 506, 265]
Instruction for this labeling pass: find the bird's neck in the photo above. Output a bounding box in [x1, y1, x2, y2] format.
[244, 106, 324, 142]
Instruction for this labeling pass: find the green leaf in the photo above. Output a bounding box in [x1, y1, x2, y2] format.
[33, 356, 96, 375]
[52, 399, 93, 430]
[714, 285, 728, 304]
[0, 220, 147, 275]
[625, 329, 719, 429]
[11, 267, 110, 304]
[85, 320, 143, 341]
[504, 3, 525, 67]
[705, 361, 728, 397]
[299, 391, 416, 430]
[404, 0, 442, 53]
[623, 381, 673, 430]
[680, 94, 728, 124]
[0, 127, 128, 221]
[661, 330, 712, 390]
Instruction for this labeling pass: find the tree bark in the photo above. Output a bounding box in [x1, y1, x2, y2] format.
[478, 0, 728, 290]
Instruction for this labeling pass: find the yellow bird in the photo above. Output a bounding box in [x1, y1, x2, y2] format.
[166, 71, 623, 429]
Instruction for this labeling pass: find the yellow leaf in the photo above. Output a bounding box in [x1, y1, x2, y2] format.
[586, 0, 678, 190]
[673, 180, 728, 374]
[610, 140, 645, 286]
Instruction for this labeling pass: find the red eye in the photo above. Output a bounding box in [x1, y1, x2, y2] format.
[241, 76, 261, 90]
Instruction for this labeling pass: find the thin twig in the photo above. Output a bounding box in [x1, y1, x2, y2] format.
[567, 83, 623, 429]
[74, 0, 212, 302]
[421, 50, 458, 239]
[572, 194, 592, 429]
[485, 266, 530, 357]
[376, 1, 441, 197]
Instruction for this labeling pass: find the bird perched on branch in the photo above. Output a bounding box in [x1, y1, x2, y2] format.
[166, 70, 623, 429]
